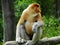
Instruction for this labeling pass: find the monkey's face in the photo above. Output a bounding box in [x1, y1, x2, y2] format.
[29, 3, 41, 13]
[34, 6, 41, 13]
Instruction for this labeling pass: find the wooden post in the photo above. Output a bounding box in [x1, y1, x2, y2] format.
[1, 0, 16, 43]
[54, 0, 59, 18]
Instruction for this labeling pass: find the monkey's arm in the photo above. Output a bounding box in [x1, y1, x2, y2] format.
[18, 14, 25, 25]
[25, 22, 43, 45]
[37, 13, 44, 26]
[18, 11, 28, 25]
[32, 13, 44, 42]
[16, 24, 27, 43]
[32, 22, 42, 41]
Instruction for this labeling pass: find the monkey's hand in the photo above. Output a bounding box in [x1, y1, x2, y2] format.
[25, 40, 32, 45]
[25, 40, 36, 45]
[32, 21, 43, 33]
[16, 37, 27, 44]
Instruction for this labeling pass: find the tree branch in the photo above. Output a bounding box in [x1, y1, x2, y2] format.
[38, 36, 60, 45]
[5, 36, 60, 45]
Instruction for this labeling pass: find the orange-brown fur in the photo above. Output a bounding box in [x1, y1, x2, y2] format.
[17, 3, 43, 35]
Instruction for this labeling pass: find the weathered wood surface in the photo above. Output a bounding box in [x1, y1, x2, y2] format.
[5, 36, 60, 45]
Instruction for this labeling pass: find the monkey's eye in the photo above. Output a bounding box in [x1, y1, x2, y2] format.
[24, 20, 26, 22]
[35, 20, 37, 22]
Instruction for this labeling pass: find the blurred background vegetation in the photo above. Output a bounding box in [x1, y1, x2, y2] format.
[0, 0, 60, 45]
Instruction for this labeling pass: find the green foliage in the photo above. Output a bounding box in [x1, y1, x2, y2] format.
[0, 0, 3, 42]
[42, 16, 60, 37]
[14, 0, 35, 17]
[0, 13, 3, 45]
[0, 0, 3, 44]
[0, 41, 3, 45]
[14, 0, 35, 23]
[41, 0, 54, 15]
[0, 18, 3, 41]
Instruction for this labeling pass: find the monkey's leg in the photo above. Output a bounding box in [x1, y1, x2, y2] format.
[16, 24, 30, 44]
[25, 22, 43, 45]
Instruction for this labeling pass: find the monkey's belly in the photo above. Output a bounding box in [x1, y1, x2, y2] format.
[25, 22, 34, 35]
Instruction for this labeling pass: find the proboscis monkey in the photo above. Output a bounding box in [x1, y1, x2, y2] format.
[16, 3, 44, 45]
